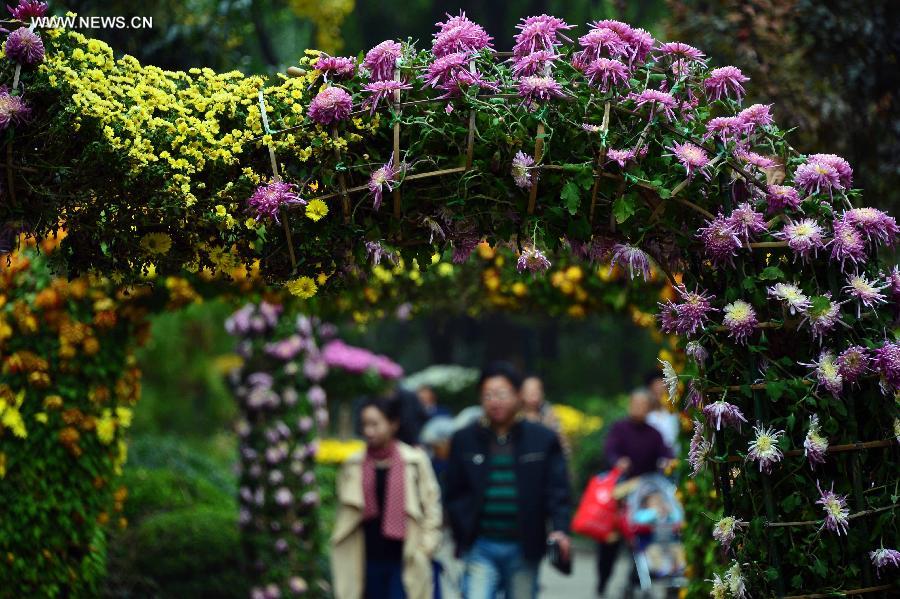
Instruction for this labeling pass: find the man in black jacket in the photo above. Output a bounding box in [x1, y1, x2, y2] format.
[443, 362, 571, 599]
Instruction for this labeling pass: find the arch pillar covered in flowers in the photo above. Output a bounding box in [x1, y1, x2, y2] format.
[2, 3, 899, 596]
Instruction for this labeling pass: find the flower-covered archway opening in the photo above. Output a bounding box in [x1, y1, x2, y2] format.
[3, 3, 899, 597]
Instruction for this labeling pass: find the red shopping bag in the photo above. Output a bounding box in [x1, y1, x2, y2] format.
[571, 468, 622, 542]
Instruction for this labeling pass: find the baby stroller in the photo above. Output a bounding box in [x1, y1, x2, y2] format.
[618, 474, 687, 597]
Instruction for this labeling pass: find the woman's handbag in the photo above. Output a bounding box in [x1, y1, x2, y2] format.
[571, 467, 623, 542]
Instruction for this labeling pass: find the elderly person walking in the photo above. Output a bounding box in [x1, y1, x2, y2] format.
[331, 396, 443, 599]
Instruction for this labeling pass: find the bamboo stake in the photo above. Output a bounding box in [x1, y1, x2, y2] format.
[392, 65, 402, 220]
[724, 439, 896, 463]
[527, 122, 545, 215]
[331, 126, 351, 224]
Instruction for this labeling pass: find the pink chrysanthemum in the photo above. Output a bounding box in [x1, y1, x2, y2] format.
[432, 11, 493, 57]
[800, 295, 844, 342]
[723, 300, 758, 344]
[870, 548, 900, 577]
[816, 481, 850, 535]
[584, 57, 630, 92]
[802, 351, 843, 397]
[362, 79, 412, 114]
[873, 341, 900, 393]
[703, 400, 747, 431]
[704, 66, 749, 103]
[248, 181, 305, 223]
[368, 157, 402, 210]
[422, 51, 465, 89]
[688, 419, 712, 477]
[713, 516, 747, 554]
[517, 246, 551, 274]
[607, 148, 636, 168]
[657, 300, 679, 334]
[747, 424, 784, 474]
[727, 202, 767, 242]
[844, 273, 888, 317]
[737, 103, 773, 130]
[610, 243, 652, 281]
[830, 218, 868, 269]
[363, 40, 402, 82]
[807, 153, 853, 189]
[837, 345, 870, 383]
[777, 218, 826, 260]
[629, 88, 678, 121]
[671, 285, 718, 335]
[795, 159, 843, 197]
[657, 41, 706, 75]
[577, 26, 628, 62]
[666, 141, 710, 180]
[307, 86, 352, 125]
[0, 88, 30, 131]
[511, 49, 560, 78]
[512, 14, 574, 57]
[517, 75, 566, 107]
[704, 116, 743, 144]
[8, 0, 47, 20]
[4, 26, 44, 66]
[685, 341, 709, 365]
[804, 414, 828, 468]
[842, 207, 899, 247]
[765, 185, 802, 213]
[698, 214, 742, 266]
[313, 55, 357, 79]
[768, 282, 811, 315]
[511, 151, 536, 189]
[735, 149, 777, 171]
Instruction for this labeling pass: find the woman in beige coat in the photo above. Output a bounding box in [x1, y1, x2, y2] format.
[331, 396, 443, 599]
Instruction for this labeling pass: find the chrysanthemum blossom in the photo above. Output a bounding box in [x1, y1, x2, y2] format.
[307, 86, 352, 125]
[704, 66, 749, 103]
[713, 516, 747, 554]
[518, 75, 566, 107]
[8, 0, 48, 20]
[368, 157, 402, 210]
[800, 295, 844, 342]
[837, 345, 869, 383]
[736, 103, 773, 130]
[747, 424, 784, 474]
[516, 246, 551, 274]
[422, 51, 470, 89]
[657, 41, 706, 76]
[658, 359, 679, 401]
[0, 88, 30, 131]
[724, 562, 748, 598]
[807, 153, 853, 189]
[432, 11, 493, 57]
[889, 266, 900, 302]
[365, 240, 397, 266]
[723, 300, 758, 344]
[4, 26, 44, 66]
[869, 548, 900, 577]
[767, 282, 811, 315]
[765, 185, 802, 213]
[816, 481, 850, 535]
[248, 181, 304, 223]
[873, 341, 900, 393]
[703, 400, 747, 431]
[512, 14, 574, 57]
[842, 207, 899, 247]
[735, 149, 776, 170]
[830, 218, 868, 269]
[577, 26, 628, 62]
[584, 57, 630, 92]
[313, 55, 357, 79]
[666, 141, 710, 180]
[511, 49, 560, 78]
[795, 159, 843, 197]
[362, 40, 402, 81]
[698, 215, 742, 267]
[776, 218, 825, 260]
[688, 419, 712, 477]
[629, 89, 677, 121]
[727, 203, 767, 242]
[610, 243, 652, 281]
[803, 351, 843, 397]
[363, 80, 412, 114]
[511, 151, 536, 189]
[670, 285, 718, 336]
[804, 414, 828, 468]
[685, 341, 708, 365]
[607, 148, 636, 168]
[705, 116, 743, 144]
[844, 273, 888, 317]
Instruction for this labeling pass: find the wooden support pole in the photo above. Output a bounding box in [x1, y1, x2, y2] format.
[527, 122, 545, 215]
[392, 65, 402, 220]
[331, 126, 351, 224]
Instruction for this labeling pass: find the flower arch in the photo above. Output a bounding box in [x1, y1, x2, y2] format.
[2, 5, 899, 597]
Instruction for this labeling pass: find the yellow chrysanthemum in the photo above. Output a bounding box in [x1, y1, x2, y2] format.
[305, 198, 329, 222]
[96, 410, 116, 445]
[139, 232, 172, 256]
[286, 276, 317, 299]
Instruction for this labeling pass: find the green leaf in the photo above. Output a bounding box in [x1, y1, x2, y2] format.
[742, 277, 756, 292]
[765, 381, 786, 401]
[613, 195, 636, 223]
[560, 181, 581, 215]
[759, 266, 785, 281]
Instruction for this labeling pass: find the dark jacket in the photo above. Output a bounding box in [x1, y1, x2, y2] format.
[442, 418, 571, 561]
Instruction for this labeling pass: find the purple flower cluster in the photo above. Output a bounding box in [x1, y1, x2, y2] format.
[722, 300, 758, 344]
[873, 341, 900, 394]
[816, 481, 850, 535]
[803, 414, 828, 468]
[307, 86, 353, 125]
[610, 243, 651, 281]
[583, 57, 630, 92]
[666, 141, 710, 180]
[8, 0, 48, 20]
[776, 218, 825, 260]
[363, 79, 412, 114]
[870, 548, 900, 577]
[321, 339, 404, 379]
[432, 11, 493, 58]
[844, 273, 888, 317]
[226, 302, 284, 337]
[688, 419, 711, 477]
[362, 40, 402, 82]
[794, 153, 852, 198]
[0, 87, 30, 131]
[704, 66, 748, 103]
[703, 399, 747, 431]
[247, 181, 305, 223]
[575, 20, 654, 67]
[747, 424, 784, 474]
[837, 345, 870, 383]
[765, 185, 802, 214]
[517, 75, 566, 107]
[516, 246, 552, 274]
[698, 214, 742, 266]
[658, 285, 717, 336]
[511, 151, 536, 189]
[726, 202, 767, 243]
[368, 157, 402, 210]
[313, 55, 357, 80]
[4, 27, 44, 66]
[628, 88, 678, 121]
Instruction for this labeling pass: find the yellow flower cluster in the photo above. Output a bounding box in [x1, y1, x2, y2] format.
[315, 438, 365, 464]
[288, 0, 355, 53]
[552, 404, 603, 438]
[0, 388, 27, 440]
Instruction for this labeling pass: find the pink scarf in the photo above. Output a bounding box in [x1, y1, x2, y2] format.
[362, 441, 406, 541]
